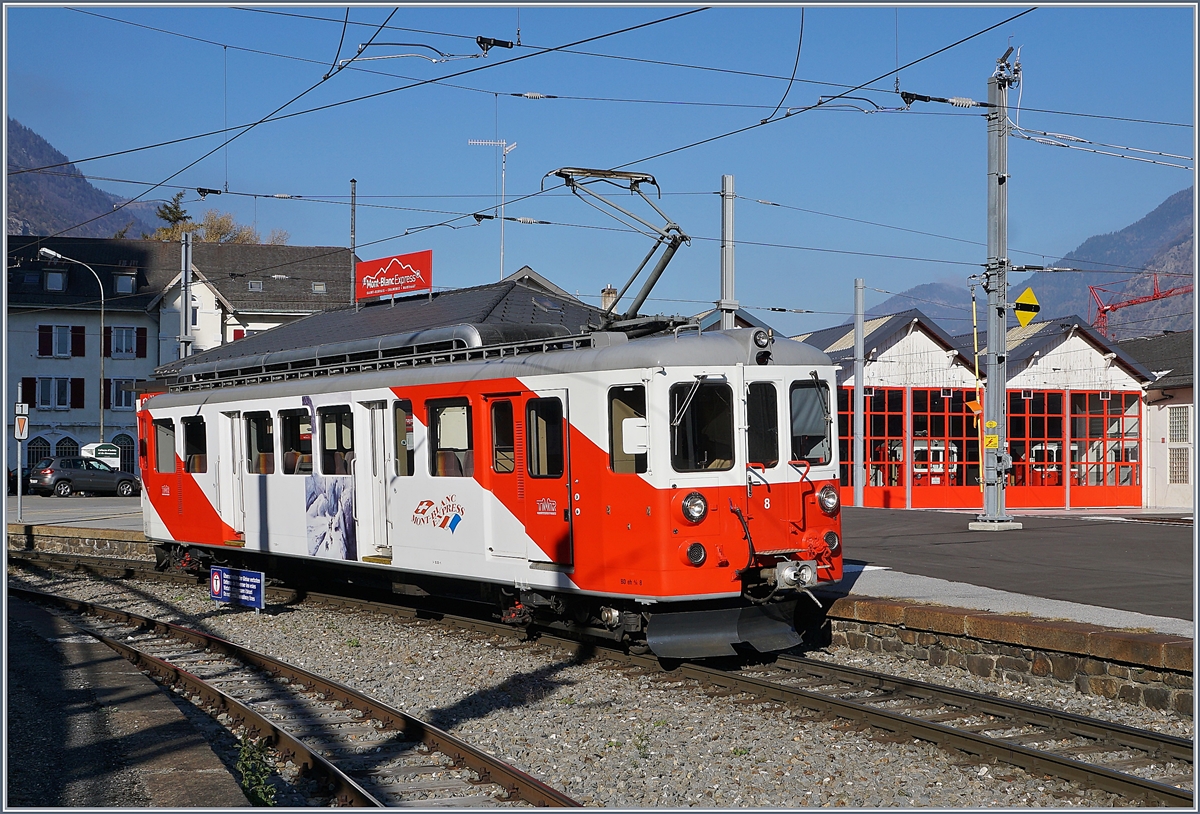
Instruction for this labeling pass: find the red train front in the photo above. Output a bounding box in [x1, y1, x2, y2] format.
[139, 325, 843, 658]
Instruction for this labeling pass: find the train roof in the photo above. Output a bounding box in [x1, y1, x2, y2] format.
[146, 327, 834, 406]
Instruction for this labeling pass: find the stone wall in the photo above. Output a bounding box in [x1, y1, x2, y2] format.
[8, 525, 153, 560]
[823, 596, 1193, 715]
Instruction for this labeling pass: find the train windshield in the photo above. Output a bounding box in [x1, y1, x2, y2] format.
[670, 381, 734, 471]
[790, 378, 832, 466]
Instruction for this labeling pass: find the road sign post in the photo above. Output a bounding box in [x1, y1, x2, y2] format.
[13, 402, 29, 522]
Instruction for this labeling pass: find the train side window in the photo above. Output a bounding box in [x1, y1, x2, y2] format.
[319, 406, 354, 475]
[747, 383, 779, 468]
[279, 409, 313, 475]
[245, 412, 274, 474]
[527, 398, 564, 478]
[429, 399, 473, 477]
[491, 401, 515, 474]
[670, 382, 734, 472]
[790, 378, 833, 465]
[182, 417, 207, 473]
[153, 419, 176, 473]
[608, 385, 647, 474]
[393, 400, 415, 477]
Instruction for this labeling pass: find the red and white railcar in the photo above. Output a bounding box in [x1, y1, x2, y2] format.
[139, 324, 843, 657]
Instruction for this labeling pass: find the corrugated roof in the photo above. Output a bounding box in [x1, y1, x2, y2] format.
[795, 309, 963, 363]
[1117, 330, 1194, 390]
[157, 275, 608, 373]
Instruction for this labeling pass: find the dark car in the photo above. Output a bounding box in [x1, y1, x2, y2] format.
[28, 457, 141, 497]
[8, 467, 35, 495]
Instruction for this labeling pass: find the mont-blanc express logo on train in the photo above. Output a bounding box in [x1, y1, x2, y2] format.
[412, 496, 465, 533]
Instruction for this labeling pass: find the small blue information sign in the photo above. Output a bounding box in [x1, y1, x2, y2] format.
[209, 566, 265, 610]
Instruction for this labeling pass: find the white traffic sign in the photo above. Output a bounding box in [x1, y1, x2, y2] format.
[14, 415, 29, 440]
[14, 402, 28, 416]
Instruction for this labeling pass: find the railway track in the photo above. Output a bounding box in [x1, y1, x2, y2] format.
[8, 550, 1194, 806]
[9, 586, 579, 808]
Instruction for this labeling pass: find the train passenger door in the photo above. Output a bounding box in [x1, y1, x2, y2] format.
[522, 390, 573, 565]
[743, 375, 800, 553]
[355, 401, 389, 560]
[219, 410, 245, 536]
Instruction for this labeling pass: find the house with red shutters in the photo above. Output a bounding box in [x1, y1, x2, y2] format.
[7, 236, 354, 476]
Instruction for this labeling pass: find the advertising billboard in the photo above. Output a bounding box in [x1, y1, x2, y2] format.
[355, 250, 432, 300]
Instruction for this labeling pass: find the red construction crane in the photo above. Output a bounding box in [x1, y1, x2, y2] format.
[1088, 274, 1194, 338]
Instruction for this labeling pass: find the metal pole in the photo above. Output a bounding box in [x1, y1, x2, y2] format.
[351, 179, 357, 311]
[719, 175, 738, 330]
[180, 232, 192, 361]
[37, 248, 103, 441]
[16, 437, 22, 522]
[972, 50, 1022, 531]
[853, 278, 865, 507]
[500, 145, 508, 280]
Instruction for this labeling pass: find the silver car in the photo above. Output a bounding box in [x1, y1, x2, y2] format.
[28, 457, 141, 497]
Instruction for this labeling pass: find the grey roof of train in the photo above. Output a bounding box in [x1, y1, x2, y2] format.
[146, 329, 834, 409]
[157, 270, 607, 376]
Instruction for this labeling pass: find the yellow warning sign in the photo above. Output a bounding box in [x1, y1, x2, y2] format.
[984, 434, 999, 449]
[985, 420, 997, 429]
[1013, 288, 1040, 327]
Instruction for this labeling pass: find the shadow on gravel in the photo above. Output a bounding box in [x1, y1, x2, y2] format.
[423, 645, 595, 734]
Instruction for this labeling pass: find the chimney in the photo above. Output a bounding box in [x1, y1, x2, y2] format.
[601, 284, 618, 312]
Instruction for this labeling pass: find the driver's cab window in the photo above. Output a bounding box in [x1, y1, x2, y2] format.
[670, 380, 734, 472]
[790, 376, 832, 465]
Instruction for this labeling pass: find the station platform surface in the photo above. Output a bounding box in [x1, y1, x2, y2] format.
[6, 497, 1195, 638]
[5, 595, 249, 807]
[835, 506, 1194, 638]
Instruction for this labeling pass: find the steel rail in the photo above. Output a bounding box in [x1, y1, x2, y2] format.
[11, 586, 581, 808]
[776, 655, 1194, 763]
[11, 551, 1191, 804]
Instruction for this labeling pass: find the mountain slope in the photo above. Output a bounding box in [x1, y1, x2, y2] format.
[868, 187, 1193, 339]
[7, 117, 160, 239]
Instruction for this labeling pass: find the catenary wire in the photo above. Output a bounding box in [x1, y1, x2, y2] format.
[762, 9, 804, 124]
[10, 9, 707, 178]
[22, 9, 401, 245]
[231, 7, 1194, 129]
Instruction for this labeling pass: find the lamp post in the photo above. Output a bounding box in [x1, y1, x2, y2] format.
[468, 139, 517, 279]
[39, 247, 104, 443]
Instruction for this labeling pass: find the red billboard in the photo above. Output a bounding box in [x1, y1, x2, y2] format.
[355, 250, 432, 300]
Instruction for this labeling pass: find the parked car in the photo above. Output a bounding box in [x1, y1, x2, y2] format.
[28, 457, 141, 497]
[8, 467, 36, 495]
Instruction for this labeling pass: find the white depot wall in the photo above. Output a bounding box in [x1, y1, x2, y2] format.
[1008, 332, 1142, 392]
[1143, 390, 1194, 510]
[842, 326, 977, 389]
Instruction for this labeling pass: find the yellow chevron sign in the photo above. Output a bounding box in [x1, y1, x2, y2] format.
[1013, 288, 1040, 327]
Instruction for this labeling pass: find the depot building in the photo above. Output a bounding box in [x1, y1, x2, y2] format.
[794, 310, 1192, 512]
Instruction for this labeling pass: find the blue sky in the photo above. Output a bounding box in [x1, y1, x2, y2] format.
[5, 4, 1195, 335]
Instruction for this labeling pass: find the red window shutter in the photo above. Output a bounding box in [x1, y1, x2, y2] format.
[104, 326, 112, 358]
[104, 378, 112, 410]
[233, 329, 245, 341]
[38, 325, 52, 357]
[20, 378, 36, 406]
[70, 378, 85, 409]
[135, 327, 147, 358]
[71, 325, 86, 357]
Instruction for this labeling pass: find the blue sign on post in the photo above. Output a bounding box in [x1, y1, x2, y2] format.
[209, 566, 265, 611]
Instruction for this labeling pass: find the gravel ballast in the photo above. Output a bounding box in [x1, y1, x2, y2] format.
[9, 567, 1193, 808]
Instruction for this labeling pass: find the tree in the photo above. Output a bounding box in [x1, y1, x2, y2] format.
[142, 190, 288, 244]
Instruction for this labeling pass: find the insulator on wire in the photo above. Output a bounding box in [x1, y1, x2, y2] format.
[949, 97, 978, 108]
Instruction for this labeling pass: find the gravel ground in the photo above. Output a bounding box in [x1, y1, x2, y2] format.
[9, 566, 1194, 808]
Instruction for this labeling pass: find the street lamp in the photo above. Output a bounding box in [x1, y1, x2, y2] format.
[39, 247, 105, 443]
[468, 139, 517, 280]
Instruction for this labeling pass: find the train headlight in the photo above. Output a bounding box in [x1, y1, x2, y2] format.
[824, 531, 841, 552]
[752, 329, 771, 348]
[818, 485, 840, 515]
[685, 542, 707, 566]
[681, 491, 708, 523]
